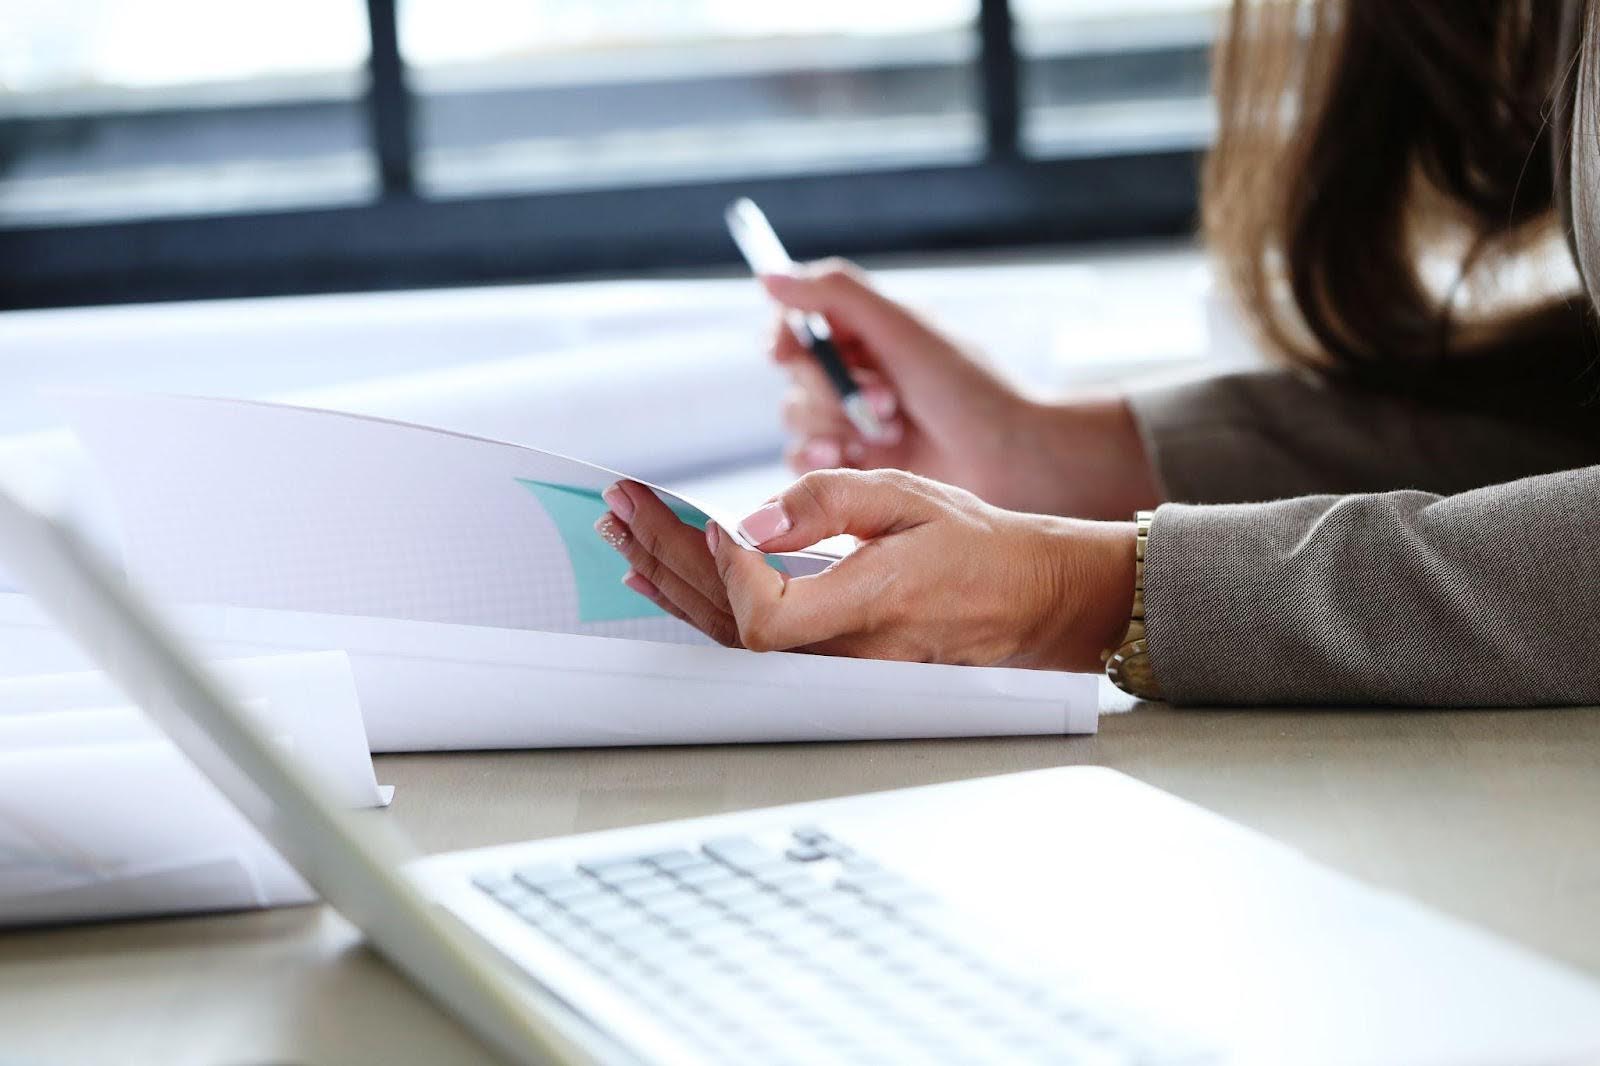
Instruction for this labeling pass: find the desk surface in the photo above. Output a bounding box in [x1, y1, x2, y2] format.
[6, 699, 1600, 1064]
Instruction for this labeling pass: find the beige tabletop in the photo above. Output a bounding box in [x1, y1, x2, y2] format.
[5, 696, 1600, 1065]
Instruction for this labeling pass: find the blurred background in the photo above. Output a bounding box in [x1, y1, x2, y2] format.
[0, 0, 1223, 309]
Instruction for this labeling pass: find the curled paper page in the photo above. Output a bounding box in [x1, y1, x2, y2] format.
[57, 391, 830, 643]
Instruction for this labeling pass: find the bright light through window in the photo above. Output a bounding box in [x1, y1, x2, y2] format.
[1014, 0, 1224, 156]
[1, 0, 369, 94]
[0, 0, 375, 226]
[398, 0, 984, 197]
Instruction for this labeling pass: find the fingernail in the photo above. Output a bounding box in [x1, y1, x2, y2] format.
[602, 483, 635, 523]
[864, 385, 897, 420]
[802, 439, 842, 469]
[595, 513, 629, 550]
[621, 569, 659, 599]
[705, 522, 721, 552]
[758, 270, 798, 285]
[738, 502, 791, 545]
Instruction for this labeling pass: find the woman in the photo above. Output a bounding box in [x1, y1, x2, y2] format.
[595, 0, 1600, 706]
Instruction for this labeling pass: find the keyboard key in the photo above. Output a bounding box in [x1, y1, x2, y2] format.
[636, 890, 704, 918]
[700, 835, 774, 868]
[784, 843, 828, 862]
[694, 878, 770, 905]
[612, 875, 680, 904]
[580, 859, 658, 885]
[768, 874, 829, 902]
[641, 849, 701, 871]
[512, 862, 575, 888]
[521, 875, 599, 903]
[716, 890, 791, 920]
[511, 896, 560, 923]
[470, 871, 522, 898]
[671, 863, 742, 889]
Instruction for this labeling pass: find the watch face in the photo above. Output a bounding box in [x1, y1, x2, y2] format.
[1108, 640, 1159, 699]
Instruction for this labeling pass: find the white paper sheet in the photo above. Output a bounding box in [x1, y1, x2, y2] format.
[0, 705, 164, 749]
[0, 594, 1097, 749]
[277, 325, 791, 484]
[0, 739, 312, 925]
[0, 651, 386, 807]
[175, 605, 1098, 749]
[57, 391, 829, 644]
[0, 649, 388, 926]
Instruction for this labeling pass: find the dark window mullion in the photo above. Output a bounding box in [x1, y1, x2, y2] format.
[978, 0, 1022, 160]
[364, 0, 417, 196]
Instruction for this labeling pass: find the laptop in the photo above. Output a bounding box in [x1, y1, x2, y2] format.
[5, 482, 1600, 1066]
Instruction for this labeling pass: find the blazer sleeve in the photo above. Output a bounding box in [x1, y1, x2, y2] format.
[1142, 464, 1600, 706]
[1126, 369, 1600, 504]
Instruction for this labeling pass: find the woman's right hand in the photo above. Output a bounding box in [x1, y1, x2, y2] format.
[762, 259, 1162, 520]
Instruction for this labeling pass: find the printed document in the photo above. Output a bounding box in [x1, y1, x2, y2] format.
[49, 392, 1098, 747]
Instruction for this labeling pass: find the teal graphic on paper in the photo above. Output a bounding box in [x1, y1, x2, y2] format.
[519, 478, 794, 624]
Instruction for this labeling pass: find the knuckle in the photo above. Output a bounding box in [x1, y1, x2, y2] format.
[737, 608, 779, 652]
[791, 469, 840, 519]
[740, 627, 775, 653]
[629, 549, 666, 586]
[862, 467, 920, 499]
[802, 466, 881, 509]
[625, 514, 662, 556]
[810, 258, 862, 293]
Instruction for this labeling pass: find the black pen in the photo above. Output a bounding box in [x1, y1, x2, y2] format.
[725, 197, 889, 442]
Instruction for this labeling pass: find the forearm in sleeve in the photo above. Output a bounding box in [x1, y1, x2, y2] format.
[1127, 369, 1600, 504]
[1143, 464, 1600, 706]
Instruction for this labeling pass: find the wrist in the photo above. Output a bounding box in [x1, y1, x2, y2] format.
[1014, 395, 1163, 520]
[1025, 516, 1138, 672]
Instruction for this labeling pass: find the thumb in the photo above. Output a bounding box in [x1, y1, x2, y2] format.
[733, 469, 937, 554]
[760, 260, 932, 364]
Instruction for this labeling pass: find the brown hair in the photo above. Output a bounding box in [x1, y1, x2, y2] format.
[1204, 0, 1600, 410]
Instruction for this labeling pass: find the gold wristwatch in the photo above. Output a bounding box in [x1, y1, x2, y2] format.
[1102, 510, 1162, 700]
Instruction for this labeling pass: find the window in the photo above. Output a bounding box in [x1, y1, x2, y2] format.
[0, 1, 375, 226]
[1015, 0, 1221, 157]
[400, 1, 984, 196]
[0, 1, 1214, 310]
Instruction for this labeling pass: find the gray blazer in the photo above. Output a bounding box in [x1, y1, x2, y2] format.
[1127, 370, 1600, 706]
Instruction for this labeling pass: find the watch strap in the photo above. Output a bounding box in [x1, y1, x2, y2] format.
[1103, 510, 1162, 700]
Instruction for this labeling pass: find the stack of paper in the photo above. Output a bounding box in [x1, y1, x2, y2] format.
[34, 391, 1097, 748]
[0, 651, 388, 926]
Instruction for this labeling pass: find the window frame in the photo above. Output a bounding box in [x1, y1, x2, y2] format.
[0, 0, 1205, 310]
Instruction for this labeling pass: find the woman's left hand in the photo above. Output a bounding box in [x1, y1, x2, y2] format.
[595, 470, 1137, 672]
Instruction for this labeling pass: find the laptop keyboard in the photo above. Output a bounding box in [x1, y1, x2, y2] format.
[472, 827, 1208, 1065]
